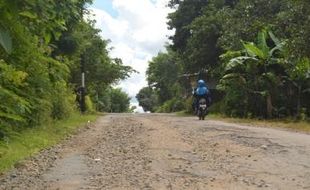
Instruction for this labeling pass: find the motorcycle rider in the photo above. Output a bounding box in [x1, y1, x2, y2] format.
[193, 79, 211, 114]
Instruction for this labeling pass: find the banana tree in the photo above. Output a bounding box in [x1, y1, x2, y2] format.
[219, 29, 286, 118]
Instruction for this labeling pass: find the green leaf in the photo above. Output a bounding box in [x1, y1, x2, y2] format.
[257, 30, 269, 57]
[226, 57, 245, 71]
[243, 42, 266, 59]
[0, 111, 25, 122]
[222, 73, 241, 79]
[269, 41, 285, 56]
[219, 50, 242, 61]
[0, 61, 28, 86]
[254, 90, 268, 97]
[0, 87, 31, 108]
[19, 11, 37, 19]
[53, 31, 62, 40]
[0, 26, 12, 54]
[290, 58, 310, 80]
[225, 56, 258, 71]
[268, 31, 286, 56]
[222, 73, 246, 84]
[268, 31, 280, 45]
[44, 33, 52, 44]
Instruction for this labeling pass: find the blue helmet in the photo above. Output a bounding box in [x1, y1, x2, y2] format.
[198, 80, 205, 87]
[196, 79, 209, 95]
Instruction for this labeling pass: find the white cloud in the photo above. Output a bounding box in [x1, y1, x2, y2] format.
[89, 0, 174, 112]
[117, 73, 147, 97]
[90, 9, 128, 40]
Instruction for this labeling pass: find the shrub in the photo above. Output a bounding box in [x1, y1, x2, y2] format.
[85, 95, 95, 113]
[51, 82, 76, 120]
[156, 98, 186, 113]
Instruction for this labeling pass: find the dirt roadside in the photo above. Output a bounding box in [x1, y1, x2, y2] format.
[0, 113, 309, 190]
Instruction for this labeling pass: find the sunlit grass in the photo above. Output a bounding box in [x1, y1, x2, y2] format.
[0, 113, 98, 173]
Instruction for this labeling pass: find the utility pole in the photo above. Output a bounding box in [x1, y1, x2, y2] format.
[80, 53, 86, 113]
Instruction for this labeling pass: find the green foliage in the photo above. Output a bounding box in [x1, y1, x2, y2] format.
[109, 88, 131, 113]
[0, 0, 133, 136]
[156, 98, 186, 113]
[167, 0, 210, 52]
[85, 95, 95, 114]
[68, 22, 134, 113]
[183, 2, 224, 74]
[0, 26, 12, 54]
[146, 51, 179, 104]
[97, 88, 131, 113]
[218, 29, 309, 118]
[156, 0, 310, 119]
[207, 100, 225, 114]
[51, 82, 76, 120]
[136, 87, 158, 112]
[0, 60, 30, 127]
[184, 97, 194, 114]
[275, 0, 310, 59]
[289, 58, 310, 82]
[138, 50, 187, 113]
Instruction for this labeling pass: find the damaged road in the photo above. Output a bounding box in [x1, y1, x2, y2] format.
[1, 113, 309, 190]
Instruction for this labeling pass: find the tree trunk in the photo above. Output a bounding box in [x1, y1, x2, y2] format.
[296, 85, 302, 118]
[266, 93, 273, 118]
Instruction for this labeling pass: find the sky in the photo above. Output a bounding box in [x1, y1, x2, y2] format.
[89, 0, 174, 112]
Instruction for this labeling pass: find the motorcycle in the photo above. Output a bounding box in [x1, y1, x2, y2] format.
[197, 98, 207, 120]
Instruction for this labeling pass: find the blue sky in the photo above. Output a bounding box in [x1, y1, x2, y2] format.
[91, 0, 118, 17]
[91, 0, 158, 18]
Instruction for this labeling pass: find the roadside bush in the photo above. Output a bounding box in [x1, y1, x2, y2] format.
[156, 98, 185, 113]
[184, 97, 194, 114]
[51, 82, 76, 120]
[208, 100, 225, 114]
[85, 95, 96, 113]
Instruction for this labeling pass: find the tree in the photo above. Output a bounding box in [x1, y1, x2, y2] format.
[95, 87, 131, 113]
[108, 88, 131, 113]
[285, 58, 310, 117]
[275, 0, 310, 59]
[218, 29, 288, 118]
[148, 0, 310, 118]
[146, 51, 179, 104]
[167, 0, 239, 75]
[64, 21, 135, 111]
[167, 0, 209, 52]
[0, 0, 134, 135]
[183, 2, 224, 74]
[136, 87, 158, 112]
[218, 0, 285, 50]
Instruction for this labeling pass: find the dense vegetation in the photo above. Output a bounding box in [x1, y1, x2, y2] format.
[0, 0, 133, 136]
[137, 0, 310, 119]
